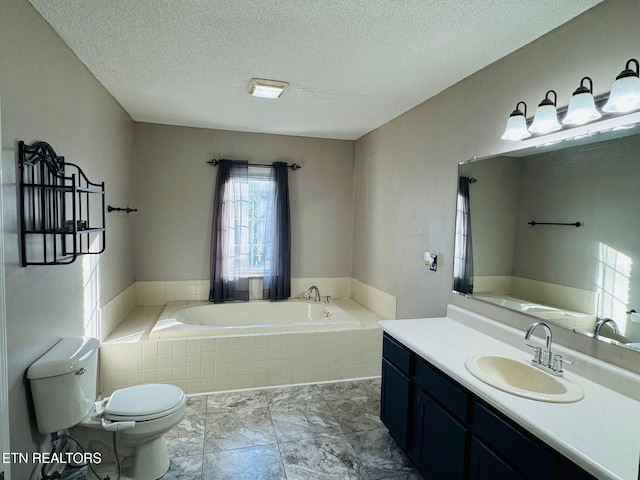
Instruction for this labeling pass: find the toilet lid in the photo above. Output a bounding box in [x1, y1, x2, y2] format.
[105, 384, 185, 422]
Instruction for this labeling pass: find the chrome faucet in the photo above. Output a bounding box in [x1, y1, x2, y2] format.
[525, 321, 553, 365]
[524, 321, 569, 376]
[305, 285, 321, 303]
[593, 318, 619, 337]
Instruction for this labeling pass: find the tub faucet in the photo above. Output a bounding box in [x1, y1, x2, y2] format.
[305, 285, 321, 302]
[593, 318, 619, 337]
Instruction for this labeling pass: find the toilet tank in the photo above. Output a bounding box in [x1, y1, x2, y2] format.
[27, 337, 100, 434]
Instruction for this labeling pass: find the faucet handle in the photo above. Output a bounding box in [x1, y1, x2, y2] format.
[552, 354, 572, 375]
[324, 296, 331, 304]
[526, 344, 543, 364]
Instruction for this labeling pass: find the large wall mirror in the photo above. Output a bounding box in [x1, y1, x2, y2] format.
[454, 122, 640, 353]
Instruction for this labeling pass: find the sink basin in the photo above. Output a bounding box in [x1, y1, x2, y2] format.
[465, 355, 584, 403]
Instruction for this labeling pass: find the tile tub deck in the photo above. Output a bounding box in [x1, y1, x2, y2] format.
[100, 299, 383, 396]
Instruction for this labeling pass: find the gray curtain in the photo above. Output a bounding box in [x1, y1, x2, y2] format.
[453, 176, 474, 294]
[262, 162, 291, 301]
[209, 160, 250, 303]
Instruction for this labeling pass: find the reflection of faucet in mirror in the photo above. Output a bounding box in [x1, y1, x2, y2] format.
[593, 318, 619, 337]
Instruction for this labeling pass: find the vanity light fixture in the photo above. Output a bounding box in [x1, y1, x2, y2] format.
[602, 58, 640, 113]
[501, 101, 531, 141]
[529, 90, 561, 134]
[562, 77, 601, 126]
[248, 78, 289, 99]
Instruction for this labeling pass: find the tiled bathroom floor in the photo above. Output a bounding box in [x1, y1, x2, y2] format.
[161, 377, 423, 479]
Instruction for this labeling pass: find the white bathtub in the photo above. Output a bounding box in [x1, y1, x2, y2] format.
[474, 294, 596, 329]
[150, 299, 362, 339]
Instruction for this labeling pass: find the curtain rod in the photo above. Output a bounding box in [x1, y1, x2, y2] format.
[207, 158, 301, 171]
[528, 221, 581, 227]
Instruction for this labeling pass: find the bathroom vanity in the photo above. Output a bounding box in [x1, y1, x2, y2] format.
[379, 306, 640, 480]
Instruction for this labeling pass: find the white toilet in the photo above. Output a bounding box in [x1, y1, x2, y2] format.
[27, 337, 186, 480]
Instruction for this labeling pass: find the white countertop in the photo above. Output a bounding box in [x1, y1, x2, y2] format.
[379, 306, 640, 480]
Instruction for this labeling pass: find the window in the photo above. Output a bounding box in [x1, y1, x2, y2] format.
[218, 165, 274, 279]
[243, 166, 274, 276]
[211, 160, 291, 303]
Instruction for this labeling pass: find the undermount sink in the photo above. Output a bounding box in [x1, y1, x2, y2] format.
[465, 355, 584, 403]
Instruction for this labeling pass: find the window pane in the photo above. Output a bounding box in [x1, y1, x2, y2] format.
[229, 166, 273, 276]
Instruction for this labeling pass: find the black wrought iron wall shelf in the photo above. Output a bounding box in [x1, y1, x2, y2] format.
[19, 141, 106, 266]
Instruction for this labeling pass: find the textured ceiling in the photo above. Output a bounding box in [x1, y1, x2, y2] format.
[29, 0, 601, 140]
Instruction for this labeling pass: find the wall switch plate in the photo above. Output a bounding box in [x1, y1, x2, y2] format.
[424, 252, 438, 271]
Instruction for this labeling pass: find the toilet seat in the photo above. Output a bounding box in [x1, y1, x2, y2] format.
[104, 384, 185, 422]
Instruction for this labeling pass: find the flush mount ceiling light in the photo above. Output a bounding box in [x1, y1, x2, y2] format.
[529, 90, 561, 134]
[248, 78, 289, 99]
[562, 76, 601, 126]
[602, 58, 640, 114]
[501, 101, 531, 141]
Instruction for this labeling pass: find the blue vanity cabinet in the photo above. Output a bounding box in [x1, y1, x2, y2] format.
[380, 333, 599, 480]
[470, 401, 597, 480]
[469, 437, 523, 480]
[380, 333, 414, 451]
[412, 358, 471, 479]
[471, 401, 557, 479]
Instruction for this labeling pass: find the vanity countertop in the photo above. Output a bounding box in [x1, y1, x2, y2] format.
[378, 306, 640, 480]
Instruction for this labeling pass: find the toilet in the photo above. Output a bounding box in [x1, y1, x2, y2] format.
[27, 337, 186, 480]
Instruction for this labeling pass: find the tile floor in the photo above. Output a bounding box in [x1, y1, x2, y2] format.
[160, 377, 423, 479]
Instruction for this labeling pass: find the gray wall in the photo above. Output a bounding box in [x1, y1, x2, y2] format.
[461, 156, 519, 278]
[0, 0, 135, 476]
[353, 0, 640, 320]
[133, 123, 354, 281]
[513, 133, 640, 303]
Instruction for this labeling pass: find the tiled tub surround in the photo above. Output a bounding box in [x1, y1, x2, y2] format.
[99, 277, 396, 340]
[100, 298, 383, 396]
[379, 305, 640, 480]
[473, 276, 599, 329]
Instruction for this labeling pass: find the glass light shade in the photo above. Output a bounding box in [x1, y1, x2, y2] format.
[501, 114, 531, 141]
[529, 104, 561, 134]
[562, 92, 601, 125]
[250, 84, 284, 98]
[248, 78, 288, 99]
[603, 75, 640, 113]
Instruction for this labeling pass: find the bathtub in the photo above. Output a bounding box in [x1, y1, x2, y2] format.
[474, 294, 562, 314]
[150, 299, 362, 339]
[474, 293, 596, 329]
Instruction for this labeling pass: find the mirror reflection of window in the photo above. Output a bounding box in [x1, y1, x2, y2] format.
[597, 243, 632, 336]
[454, 177, 474, 295]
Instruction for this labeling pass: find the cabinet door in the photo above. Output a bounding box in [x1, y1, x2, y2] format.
[412, 389, 468, 480]
[470, 437, 524, 480]
[473, 402, 557, 479]
[380, 358, 411, 450]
